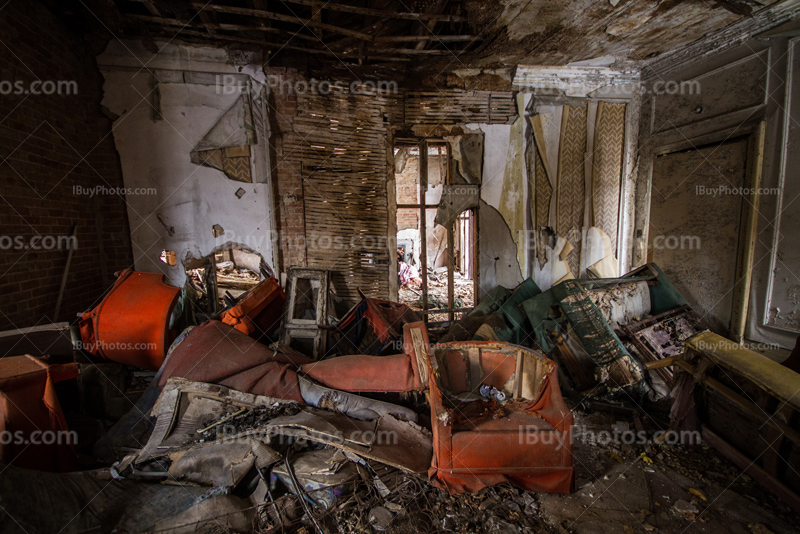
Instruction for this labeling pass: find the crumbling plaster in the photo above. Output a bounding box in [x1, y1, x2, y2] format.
[471, 94, 532, 295]
[98, 40, 277, 288]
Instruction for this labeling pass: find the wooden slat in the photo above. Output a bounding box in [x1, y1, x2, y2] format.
[188, 2, 374, 41]
[279, 0, 466, 22]
[285, 92, 391, 302]
[375, 35, 475, 42]
[128, 14, 321, 42]
[405, 91, 517, 124]
[702, 426, 800, 512]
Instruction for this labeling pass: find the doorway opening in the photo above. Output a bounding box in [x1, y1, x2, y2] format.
[394, 140, 476, 326]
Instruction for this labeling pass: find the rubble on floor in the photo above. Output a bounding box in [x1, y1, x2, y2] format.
[2, 263, 800, 533]
[399, 267, 475, 313]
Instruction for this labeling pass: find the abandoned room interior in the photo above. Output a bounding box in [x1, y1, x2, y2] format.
[3, 0, 800, 532]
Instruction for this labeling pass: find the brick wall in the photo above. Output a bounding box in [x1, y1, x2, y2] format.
[267, 67, 307, 270]
[396, 155, 419, 231]
[0, 2, 133, 330]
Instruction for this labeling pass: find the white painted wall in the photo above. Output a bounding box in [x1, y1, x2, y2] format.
[98, 41, 276, 288]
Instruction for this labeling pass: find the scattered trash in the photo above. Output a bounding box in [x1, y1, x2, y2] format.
[6, 260, 800, 533]
[672, 499, 699, 520]
[367, 505, 393, 531]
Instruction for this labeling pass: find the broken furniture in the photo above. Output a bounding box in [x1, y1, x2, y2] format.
[334, 296, 421, 356]
[676, 332, 800, 511]
[158, 319, 416, 422]
[129, 378, 433, 475]
[0, 355, 78, 471]
[281, 268, 330, 359]
[493, 277, 541, 343]
[521, 263, 700, 397]
[218, 276, 285, 339]
[406, 322, 574, 494]
[523, 277, 646, 395]
[78, 269, 181, 371]
[619, 305, 708, 388]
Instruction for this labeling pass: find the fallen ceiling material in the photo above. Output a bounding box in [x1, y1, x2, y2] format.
[3, 260, 800, 531]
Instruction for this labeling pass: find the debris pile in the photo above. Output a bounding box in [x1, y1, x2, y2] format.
[2, 262, 799, 533]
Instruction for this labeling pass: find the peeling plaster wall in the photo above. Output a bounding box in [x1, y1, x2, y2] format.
[478, 200, 524, 300]
[98, 41, 276, 288]
[472, 94, 531, 298]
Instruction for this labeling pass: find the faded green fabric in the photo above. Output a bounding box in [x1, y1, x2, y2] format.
[552, 280, 645, 393]
[495, 278, 541, 344]
[521, 288, 558, 354]
[471, 285, 511, 316]
[647, 263, 688, 315]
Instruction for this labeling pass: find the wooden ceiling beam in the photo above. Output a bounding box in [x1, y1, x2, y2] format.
[374, 35, 474, 42]
[277, 0, 465, 22]
[142, 27, 412, 61]
[187, 2, 374, 41]
[141, 1, 162, 16]
[128, 14, 319, 42]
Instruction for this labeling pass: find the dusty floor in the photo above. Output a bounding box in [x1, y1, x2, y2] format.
[536, 411, 798, 534]
[293, 411, 799, 534]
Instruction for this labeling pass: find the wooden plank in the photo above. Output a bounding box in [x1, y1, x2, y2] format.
[702, 425, 800, 512]
[188, 2, 374, 41]
[447, 223, 454, 322]
[128, 14, 321, 42]
[278, 0, 466, 22]
[420, 139, 428, 322]
[473, 205, 479, 304]
[170, 29, 345, 57]
[396, 203, 439, 209]
[678, 359, 800, 448]
[731, 121, 765, 342]
[54, 223, 78, 321]
[142, 1, 161, 16]
[375, 35, 475, 42]
[410, 326, 429, 387]
[645, 355, 681, 370]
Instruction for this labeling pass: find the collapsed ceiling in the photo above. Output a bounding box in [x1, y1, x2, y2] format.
[48, 0, 780, 86]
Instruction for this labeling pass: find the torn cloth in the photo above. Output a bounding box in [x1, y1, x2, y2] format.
[158, 320, 312, 402]
[337, 298, 421, 344]
[399, 261, 421, 286]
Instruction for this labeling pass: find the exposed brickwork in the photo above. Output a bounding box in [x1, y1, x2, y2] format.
[0, 2, 133, 330]
[266, 67, 307, 269]
[396, 155, 419, 231]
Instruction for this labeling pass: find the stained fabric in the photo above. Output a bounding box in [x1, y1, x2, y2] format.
[337, 298, 421, 349]
[0, 355, 78, 471]
[158, 320, 312, 402]
[423, 337, 574, 495]
[301, 353, 422, 392]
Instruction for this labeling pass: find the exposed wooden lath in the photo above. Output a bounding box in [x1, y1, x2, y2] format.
[283, 91, 394, 301]
[405, 91, 518, 124]
[117, 0, 479, 66]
